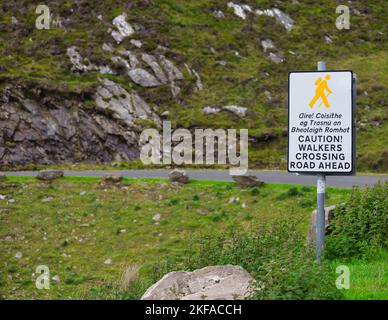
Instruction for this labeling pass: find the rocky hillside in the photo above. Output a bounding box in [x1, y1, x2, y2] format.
[0, 0, 387, 171]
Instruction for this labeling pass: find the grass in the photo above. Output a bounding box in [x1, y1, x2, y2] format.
[330, 250, 388, 300]
[0, 176, 352, 299]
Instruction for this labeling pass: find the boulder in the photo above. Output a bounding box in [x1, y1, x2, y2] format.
[128, 69, 162, 87]
[111, 13, 134, 44]
[102, 173, 123, 184]
[232, 175, 264, 188]
[307, 205, 336, 243]
[169, 169, 189, 184]
[141, 265, 255, 300]
[222, 105, 247, 117]
[36, 170, 64, 181]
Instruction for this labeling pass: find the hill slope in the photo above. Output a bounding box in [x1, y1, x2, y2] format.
[0, 0, 387, 171]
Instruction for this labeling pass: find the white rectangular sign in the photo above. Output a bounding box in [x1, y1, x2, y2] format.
[288, 70, 354, 174]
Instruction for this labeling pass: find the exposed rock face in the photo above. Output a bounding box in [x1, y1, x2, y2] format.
[0, 84, 139, 166]
[169, 169, 189, 184]
[307, 205, 337, 243]
[36, 169, 64, 181]
[232, 175, 264, 188]
[141, 265, 255, 300]
[95, 78, 161, 127]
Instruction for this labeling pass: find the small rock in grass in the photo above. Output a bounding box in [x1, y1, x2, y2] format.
[102, 174, 123, 184]
[169, 169, 189, 184]
[52, 275, 60, 282]
[104, 259, 112, 265]
[8, 199, 15, 203]
[153, 214, 161, 221]
[0, 194, 6, 200]
[80, 191, 86, 196]
[15, 252, 22, 259]
[232, 175, 264, 188]
[42, 197, 53, 203]
[37, 170, 64, 181]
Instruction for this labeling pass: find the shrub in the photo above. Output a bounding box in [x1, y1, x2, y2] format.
[165, 217, 341, 300]
[326, 182, 388, 259]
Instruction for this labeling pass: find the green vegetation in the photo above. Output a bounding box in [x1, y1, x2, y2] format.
[0, 176, 351, 299]
[326, 182, 388, 259]
[0, 1, 387, 171]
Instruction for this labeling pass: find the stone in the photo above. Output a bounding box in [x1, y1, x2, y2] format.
[213, 10, 225, 19]
[104, 258, 112, 265]
[102, 174, 123, 183]
[227, 2, 252, 20]
[36, 170, 64, 181]
[222, 105, 247, 117]
[192, 69, 203, 91]
[128, 69, 162, 87]
[268, 52, 284, 64]
[203, 106, 221, 115]
[15, 252, 23, 259]
[160, 56, 184, 82]
[324, 34, 333, 44]
[141, 265, 255, 300]
[307, 205, 337, 243]
[111, 13, 134, 44]
[11, 16, 18, 25]
[261, 39, 275, 52]
[232, 175, 264, 188]
[255, 8, 294, 31]
[102, 43, 113, 52]
[130, 39, 142, 48]
[141, 54, 168, 84]
[169, 169, 189, 184]
[153, 213, 161, 221]
[67, 46, 96, 72]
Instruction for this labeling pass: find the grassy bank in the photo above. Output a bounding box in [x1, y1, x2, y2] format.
[0, 176, 350, 299]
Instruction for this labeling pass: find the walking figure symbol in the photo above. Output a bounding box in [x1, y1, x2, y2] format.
[309, 75, 333, 108]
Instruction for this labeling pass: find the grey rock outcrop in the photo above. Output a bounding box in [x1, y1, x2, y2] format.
[222, 105, 247, 117]
[141, 265, 255, 300]
[307, 205, 337, 243]
[128, 68, 162, 87]
[111, 13, 134, 44]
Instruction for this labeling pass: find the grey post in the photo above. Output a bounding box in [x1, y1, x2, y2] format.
[316, 61, 326, 260]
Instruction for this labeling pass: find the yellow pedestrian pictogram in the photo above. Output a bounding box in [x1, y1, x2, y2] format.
[309, 75, 333, 108]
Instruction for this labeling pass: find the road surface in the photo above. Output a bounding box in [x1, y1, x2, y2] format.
[3, 170, 388, 188]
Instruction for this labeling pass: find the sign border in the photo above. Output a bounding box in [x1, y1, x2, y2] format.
[287, 70, 356, 176]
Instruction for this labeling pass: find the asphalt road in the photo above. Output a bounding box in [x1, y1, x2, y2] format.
[3, 170, 388, 188]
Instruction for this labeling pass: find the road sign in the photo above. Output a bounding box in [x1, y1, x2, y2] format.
[288, 70, 355, 175]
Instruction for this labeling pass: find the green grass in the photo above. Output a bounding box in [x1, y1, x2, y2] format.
[0, 176, 352, 299]
[330, 250, 388, 300]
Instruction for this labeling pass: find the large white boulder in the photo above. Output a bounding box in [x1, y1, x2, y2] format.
[141, 265, 255, 300]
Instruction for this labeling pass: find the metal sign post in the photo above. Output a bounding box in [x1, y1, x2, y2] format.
[316, 61, 326, 260]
